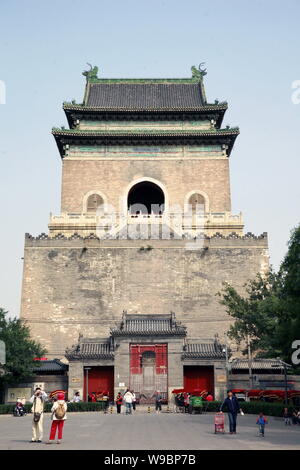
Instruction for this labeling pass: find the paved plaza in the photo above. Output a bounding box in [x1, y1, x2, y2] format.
[0, 410, 299, 450]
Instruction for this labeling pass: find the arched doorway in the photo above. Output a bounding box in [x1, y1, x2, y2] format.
[128, 181, 165, 215]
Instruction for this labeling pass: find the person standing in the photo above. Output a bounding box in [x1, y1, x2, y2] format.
[103, 391, 109, 413]
[256, 412, 268, 437]
[123, 389, 133, 414]
[72, 391, 81, 403]
[29, 387, 48, 443]
[171, 393, 177, 413]
[184, 392, 190, 413]
[153, 391, 162, 414]
[283, 407, 291, 425]
[116, 392, 123, 414]
[131, 390, 137, 411]
[46, 392, 67, 444]
[220, 390, 242, 434]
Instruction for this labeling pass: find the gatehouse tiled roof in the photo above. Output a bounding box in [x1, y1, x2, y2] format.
[183, 342, 226, 359]
[111, 313, 186, 337]
[86, 83, 205, 110]
[33, 359, 68, 373]
[65, 340, 114, 360]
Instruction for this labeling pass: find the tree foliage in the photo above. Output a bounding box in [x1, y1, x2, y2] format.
[219, 224, 300, 363]
[0, 308, 46, 386]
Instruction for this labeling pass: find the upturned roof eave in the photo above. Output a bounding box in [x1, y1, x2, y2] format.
[62, 102, 228, 112]
[52, 128, 239, 159]
[63, 104, 227, 128]
[52, 128, 239, 137]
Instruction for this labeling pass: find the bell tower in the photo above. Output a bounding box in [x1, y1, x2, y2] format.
[21, 64, 268, 387]
[50, 64, 242, 239]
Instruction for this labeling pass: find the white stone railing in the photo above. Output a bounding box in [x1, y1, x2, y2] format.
[49, 211, 243, 226]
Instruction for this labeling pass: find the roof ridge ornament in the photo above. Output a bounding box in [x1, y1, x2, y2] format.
[191, 63, 207, 81]
[82, 63, 99, 81]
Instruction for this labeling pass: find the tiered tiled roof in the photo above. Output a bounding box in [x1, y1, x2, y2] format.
[111, 313, 186, 337]
[53, 66, 239, 156]
[62, 67, 230, 121]
[182, 342, 226, 359]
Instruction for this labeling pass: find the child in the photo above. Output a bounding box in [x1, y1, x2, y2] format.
[46, 392, 67, 444]
[256, 412, 268, 437]
[283, 407, 291, 426]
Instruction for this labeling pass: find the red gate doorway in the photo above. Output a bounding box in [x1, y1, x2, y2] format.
[184, 366, 214, 395]
[130, 344, 168, 403]
[83, 366, 114, 401]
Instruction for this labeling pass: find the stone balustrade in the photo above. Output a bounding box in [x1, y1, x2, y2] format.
[48, 211, 244, 237]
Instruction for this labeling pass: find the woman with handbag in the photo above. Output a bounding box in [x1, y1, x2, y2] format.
[29, 387, 48, 443]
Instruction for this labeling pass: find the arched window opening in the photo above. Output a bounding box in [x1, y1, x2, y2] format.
[86, 194, 104, 213]
[128, 182, 165, 215]
[188, 193, 206, 214]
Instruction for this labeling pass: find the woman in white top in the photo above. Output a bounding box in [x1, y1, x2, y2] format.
[123, 389, 133, 415]
[46, 392, 67, 444]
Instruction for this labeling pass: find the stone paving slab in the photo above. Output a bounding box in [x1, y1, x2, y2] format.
[0, 412, 299, 450]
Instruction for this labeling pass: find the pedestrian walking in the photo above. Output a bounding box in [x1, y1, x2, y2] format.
[46, 392, 67, 444]
[123, 389, 133, 414]
[220, 390, 242, 434]
[29, 387, 48, 443]
[283, 407, 291, 425]
[116, 392, 123, 414]
[256, 412, 268, 437]
[131, 390, 137, 411]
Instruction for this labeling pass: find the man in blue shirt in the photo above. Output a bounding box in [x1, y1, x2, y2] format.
[220, 390, 242, 434]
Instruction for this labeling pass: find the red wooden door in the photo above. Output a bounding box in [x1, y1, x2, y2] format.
[84, 366, 114, 400]
[130, 344, 168, 402]
[184, 366, 214, 395]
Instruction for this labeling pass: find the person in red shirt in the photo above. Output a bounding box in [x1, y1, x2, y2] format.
[116, 392, 123, 414]
[206, 392, 213, 402]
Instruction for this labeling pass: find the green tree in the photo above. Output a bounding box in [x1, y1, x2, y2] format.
[218, 224, 300, 363]
[0, 308, 46, 388]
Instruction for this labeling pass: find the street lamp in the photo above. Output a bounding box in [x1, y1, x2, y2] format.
[272, 358, 292, 407]
[247, 334, 253, 389]
[84, 367, 92, 402]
